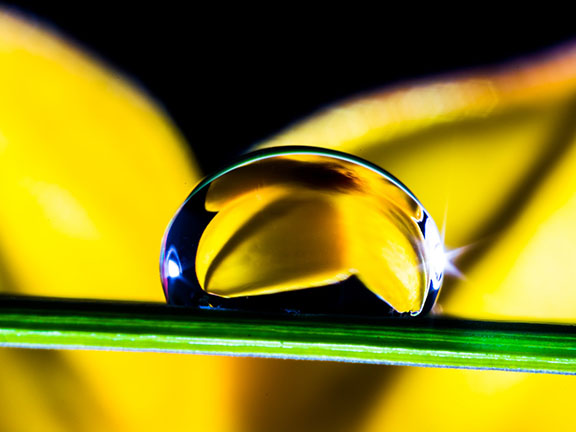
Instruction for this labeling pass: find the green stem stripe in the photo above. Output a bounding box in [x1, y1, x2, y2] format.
[1, 296, 576, 374]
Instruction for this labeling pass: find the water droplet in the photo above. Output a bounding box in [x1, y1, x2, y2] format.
[160, 147, 444, 316]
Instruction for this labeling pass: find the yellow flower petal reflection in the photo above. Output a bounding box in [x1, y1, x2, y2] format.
[186, 150, 443, 314]
[199, 187, 351, 297]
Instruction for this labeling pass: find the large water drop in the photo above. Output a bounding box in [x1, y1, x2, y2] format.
[160, 147, 444, 316]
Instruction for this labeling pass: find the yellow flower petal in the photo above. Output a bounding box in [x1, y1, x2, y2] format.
[243, 42, 576, 432]
[0, 10, 197, 299]
[0, 10, 237, 432]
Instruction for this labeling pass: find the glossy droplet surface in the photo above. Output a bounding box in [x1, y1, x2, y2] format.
[160, 147, 444, 316]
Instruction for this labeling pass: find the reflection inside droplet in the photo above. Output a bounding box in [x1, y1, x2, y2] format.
[160, 147, 444, 316]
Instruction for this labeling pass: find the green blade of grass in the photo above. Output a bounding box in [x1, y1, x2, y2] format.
[1, 295, 575, 374]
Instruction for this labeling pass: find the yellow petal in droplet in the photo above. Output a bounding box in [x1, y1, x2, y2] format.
[342, 194, 425, 313]
[198, 171, 427, 313]
[197, 187, 350, 297]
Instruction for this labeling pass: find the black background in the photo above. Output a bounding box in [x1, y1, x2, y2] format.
[5, 3, 576, 172]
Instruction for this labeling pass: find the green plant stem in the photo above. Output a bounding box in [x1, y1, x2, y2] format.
[1, 296, 575, 374]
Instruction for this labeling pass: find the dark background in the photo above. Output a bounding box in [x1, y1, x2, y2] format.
[5, 3, 576, 172]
